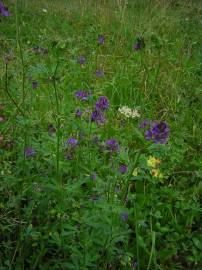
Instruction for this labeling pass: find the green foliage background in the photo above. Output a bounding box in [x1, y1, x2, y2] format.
[0, 0, 201, 269]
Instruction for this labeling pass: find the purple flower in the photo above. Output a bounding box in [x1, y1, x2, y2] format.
[91, 109, 106, 124]
[96, 70, 104, 78]
[78, 55, 86, 65]
[66, 138, 78, 147]
[90, 172, 97, 181]
[0, 1, 10, 16]
[139, 119, 150, 129]
[98, 35, 105, 45]
[145, 120, 170, 144]
[119, 164, 128, 174]
[75, 109, 82, 117]
[24, 147, 36, 158]
[32, 81, 38, 89]
[75, 90, 91, 101]
[120, 212, 128, 222]
[105, 139, 120, 153]
[133, 37, 145, 51]
[95, 96, 109, 111]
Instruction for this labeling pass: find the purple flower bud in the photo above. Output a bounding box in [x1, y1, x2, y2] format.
[24, 147, 36, 158]
[66, 138, 78, 147]
[90, 172, 97, 181]
[119, 164, 128, 174]
[0, 2, 10, 17]
[133, 37, 145, 51]
[78, 55, 86, 65]
[91, 109, 106, 124]
[96, 70, 104, 78]
[98, 35, 105, 45]
[139, 119, 150, 129]
[95, 96, 109, 111]
[75, 90, 91, 101]
[105, 139, 120, 153]
[75, 109, 82, 117]
[32, 81, 38, 89]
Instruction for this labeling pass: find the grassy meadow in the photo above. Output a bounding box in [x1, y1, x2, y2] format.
[0, 0, 202, 269]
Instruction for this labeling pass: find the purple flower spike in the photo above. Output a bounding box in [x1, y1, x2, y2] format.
[119, 164, 128, 174]
[96, 70, 104, 78]
[66, 138, 78, 147]
[78, 55, 86, 65]
[95, 96, 109, 111]
[98, 35, 105, 45]
[32, 81, 38, 89]
[0, 1, 10, 16]
[145, 120, 170, 144]
[24, 147, 36, 158]
[75, 109, 82, 118]
[91, 109, 106, 124]
[105, 139, 119, 153]
[75, 90, 91, 101]
[120, 212, 128, 222]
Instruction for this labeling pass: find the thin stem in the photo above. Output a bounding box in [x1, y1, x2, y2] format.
[147, 216, 156, 270]
[134, 206, 140, 270]
[53, 62, 61, 184]
[15, 0, 25, 108]
[4, 63, 25, 117]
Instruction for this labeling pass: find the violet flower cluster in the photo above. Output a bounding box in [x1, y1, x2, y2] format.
[0, 1, 10, 16]
[91, 96, 109, 124]
[105, 139, 120, 153]
[24, 147, 36, 158]
[140, 119, 170, 144]
[75, 90, 91, 101]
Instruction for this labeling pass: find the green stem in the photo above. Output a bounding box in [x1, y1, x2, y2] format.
[4, 63, 25, 117]
[53, 62, 61, 184]
[15, 0, 25, 109]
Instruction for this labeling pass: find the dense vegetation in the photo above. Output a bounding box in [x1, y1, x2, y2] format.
[0, 0, 202, 269]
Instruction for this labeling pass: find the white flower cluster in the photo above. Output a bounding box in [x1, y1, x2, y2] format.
[118, 106, 140, 118]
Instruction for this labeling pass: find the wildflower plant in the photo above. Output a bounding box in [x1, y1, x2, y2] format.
[0, 1, 201, 270]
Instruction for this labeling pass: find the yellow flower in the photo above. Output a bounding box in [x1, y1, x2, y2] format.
[151, 169, 163, 179]
[132, 168, 138, 176]
[147, 156, 161, 168]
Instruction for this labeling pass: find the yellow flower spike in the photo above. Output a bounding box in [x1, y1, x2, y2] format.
[132, 168, 138, 176]
[147, 156, 161, 168]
